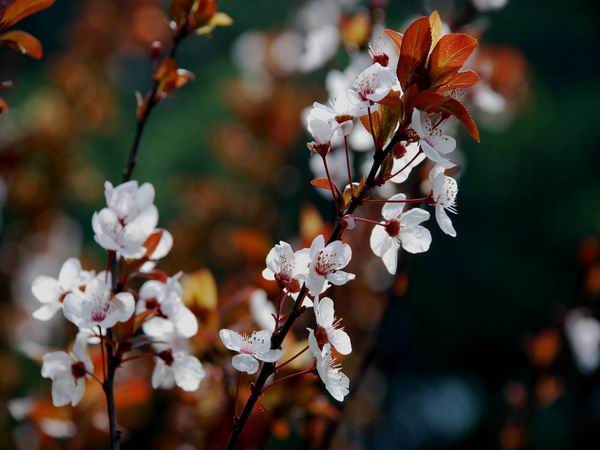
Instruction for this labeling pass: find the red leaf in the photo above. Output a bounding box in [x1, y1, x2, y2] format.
[311, 178, 336, 192]
[383, 28, 403, 52]
[0, 96, 7, 114]
[0, 30, 42, 59]
[397, 17, 431, 91]
[413, 91, 480, 142]
[0, 0, 54, 29]
[436, 70, 480, 93]
[143, 230, 163, 258]
[428, 33, 477, 89]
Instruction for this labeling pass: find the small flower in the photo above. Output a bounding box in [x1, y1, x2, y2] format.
[92, 180, 158, 258]
[306, 235, 354, 297]
[41, 333, 93, 407]
[152, 348, 206, 392]
[63, 276, 135, 330]
[388, 142, 426, 184]
[137, 274, 198, 339]
[347, 63, 397, 115]
[370, 194, 431, 274]
[307, 98, 354, 138]
[249, 289, 276, 332]
[31, 258, 95, 321]
[308, 329, 349, 402]
[313, 297, 352, 355]
[429, 166, 458, 237]
[219, 329, 283, 374]
[262, 241, 310, 291]
[306, 118, 335, 156]
[368, 31, 399, 72]
[411, 109, 456, 168]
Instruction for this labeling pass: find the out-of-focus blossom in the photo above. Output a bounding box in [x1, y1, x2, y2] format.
[306, 235, 354, 296]
[412, 109, 457, 168]
[31, 257, 95, 321]
[472, 0, 509, 12]
[262, 241, 310, 290]
[314, 297, 352, 355]
[308, 329, 349, 401]
[347, 63, 397, 115]
[137, 274, 198, 339]
[250, 289, 276, 331]
[299, 24, 340, 73]
[152, 348, 205, 391]
[430, 166, 459, 237]
[565, 309, 600, 374]
[41, 334, 93, 407]
[370, 194, 431, 274]
[92, 181, 158, 258]
[219, 329, 283, 374]
[63, 276, 134, 330]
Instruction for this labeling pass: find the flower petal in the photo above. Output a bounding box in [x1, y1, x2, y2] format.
[232, 354, 259, 374]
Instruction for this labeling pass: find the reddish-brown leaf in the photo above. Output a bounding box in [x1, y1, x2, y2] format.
[413, 91, 480, 142]
[311, 178, 336, 192]
[383, 28, 403, 52]
[170, 0, 194, 26]
[0, 96, 7, 114]
[397, 17, 431, 91]
[154, 58, 194, 99]
[428, 10, 442, 55]
[0, 30, 42, 59]
[428, 33, 477, 89]
[359, 104, 400, 149]
[436, 70, 480, 93]
[143, 230, 163, 258]
[0, 0, 54, 29]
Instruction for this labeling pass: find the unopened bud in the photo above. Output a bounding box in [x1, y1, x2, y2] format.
[372, 53, 389, 67]
[288, 278, 301, 293]
[392, 142, 407, 159]
[307, 141, 331, 158]
[341, 214, 356, 230]
[150, 41, 162, 59]
[405, 128, 419, 143]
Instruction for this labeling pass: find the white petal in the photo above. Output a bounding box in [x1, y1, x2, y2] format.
[232, 354, 259, 374]
[306, 270, 326, 297]
[326, 271, 355, 286]
[62, 292, 85, 328]
[400, 225, 432, 254]
[370, 224, 392, 258]
[33, 303, 62, 321]
[411, 109, 425, 136]
[381, 193, 406, 220]
[136, 182, 155, 211]
[381, 245, 399, 274]
[143, 317, 175, 338]
[50, 374, 77, 407]
[255, 349, 283, 363]
[401, 208, 430, 227]
[219, 329, 244, 352]
[435, 204, 457, 237]
[323, 240, 352, 269]
[329, 329, 352, 355]
[41, 352, 71, 378]
[112, 292, 135, 323]
[149, 229, 173, 260]
[309, 235, 325, 260]
[58, 258, 82, 290]
[70, 378, 85, 406]
[31, 276, 61, 304]
[174, 307, 199, 338]
[420, 140, 455, 168]
[151, 360, 175, 389]
[315, 297, 335, 328]
[432, 134, 456, 155]
[173, 353, 205, 391]
[249, 330, 273, 354]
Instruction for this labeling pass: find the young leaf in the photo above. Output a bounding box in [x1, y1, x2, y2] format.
[0, 30, 42, 59]
[0, 0, 54, 29]
[397, 17, 431, 90]
[359, 105, 400, 149]
[170, 0, 194, 27]
[428, 10, 442, 55]
[428, 33, 477, 89]
[436, 70, 480, 93]
[311, 178, 337, 192]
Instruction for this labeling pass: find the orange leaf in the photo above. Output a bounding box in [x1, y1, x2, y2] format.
[397, 17, 431, 91]
[436, 70, 480, 93]
[0, 30, 42, 59]
[428, 10, 442, 55]
[413, 91, 480, 142]
[170, 0, 194, 26]
[0, 96, 7, 114]
[0, 0, 54, 29]
[428, 33, 477, 89]
[154, 58, 194, 99]
[143, 230, 163, 258]
[383, 28, 403, 52]
[311, 177, 336, 192]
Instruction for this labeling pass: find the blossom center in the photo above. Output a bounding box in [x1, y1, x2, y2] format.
[315, 251, 337, 276]
[158, 349, 174, 366]
[71, 361, 87, 379]
[385, 219, 400, 237]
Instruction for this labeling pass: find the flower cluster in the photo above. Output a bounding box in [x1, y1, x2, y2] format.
[34, 180, 205, 406]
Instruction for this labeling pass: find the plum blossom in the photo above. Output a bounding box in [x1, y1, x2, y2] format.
[32, 258, 95, 321]
[412, 109, 457, 169]
[92, 180, 158, 258]
[219, 329, 283, 374]
[308, 329, 349, 402]
[306, 98, 354, 139]
[249, 289, 276, 332]
[41, 333, 93, 407]
[370, 193, 431, 274]
[306, 235, 354, 297]
[429, 166, 459, 237]
[388, 142, 426, 184]
[306, 117, 336, 156]
[152, 348, 205, 391]
[63, 276, 135, 330]
[368, 30, 400, 74]
[347, 63, 397, 115]
[137, 274, 198, 339]
[313, 297, 352, 355]
[262, 241, 310, 291]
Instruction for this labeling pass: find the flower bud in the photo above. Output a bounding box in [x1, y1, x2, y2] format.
[341, 214, 356, 230]
[150, 41, 162, 59]
[392, 142, 407, 159]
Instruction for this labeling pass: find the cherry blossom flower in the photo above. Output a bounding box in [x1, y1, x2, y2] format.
[298, 24, 340, 73]
[565, 309, 600, 374]
[429, 166, 459, 237]
[388, 142, 426, 184]
[31, 258, 95, 321]
[63, 276, 135, 330]
[370, 194, 431, 274]
[313, 297, 352, 355]
[249, 289, 276, 332]
[347, 63, 397, 115]
[137, 274, 198, 339]
[92, 180, 158, 258]
[412, 109, 457, 169]
[262, 241, 310, 291]
[307, 98, 354, 138]
[308, 329, 349, 402]
[306, 235, 354, 297]
[219, 329, 283, 374]
[306, 117, 335, 156]
[368, 30, 400, 74]
[41, 333, 93, 407]
[152, 348, 206, 391]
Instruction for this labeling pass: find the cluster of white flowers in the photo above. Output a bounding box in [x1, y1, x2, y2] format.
[34, 181, 205, 407]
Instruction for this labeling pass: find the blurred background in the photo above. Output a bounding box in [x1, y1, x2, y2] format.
[0, 0, 599, 449]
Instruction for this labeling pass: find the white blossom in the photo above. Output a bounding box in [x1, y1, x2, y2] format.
[249, 289, 276, 332]
[412, 109, 457, 169]
[308, 329, 349, 402]
[347, 63, 397, 116]
[306, 235, 354, 296]
[370, 193, 431, 274]
[31, 258, 94, 321]
[63, 275, 135, 330]
[41, 333, 93, 407]
[152, 348, 205, 391]
[429, 166, 458, 237]
[314, 297, 352, 355]
[262, 241, 310, 290]
[219, 329, 283, 374]
[565, 309, 600, 375]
